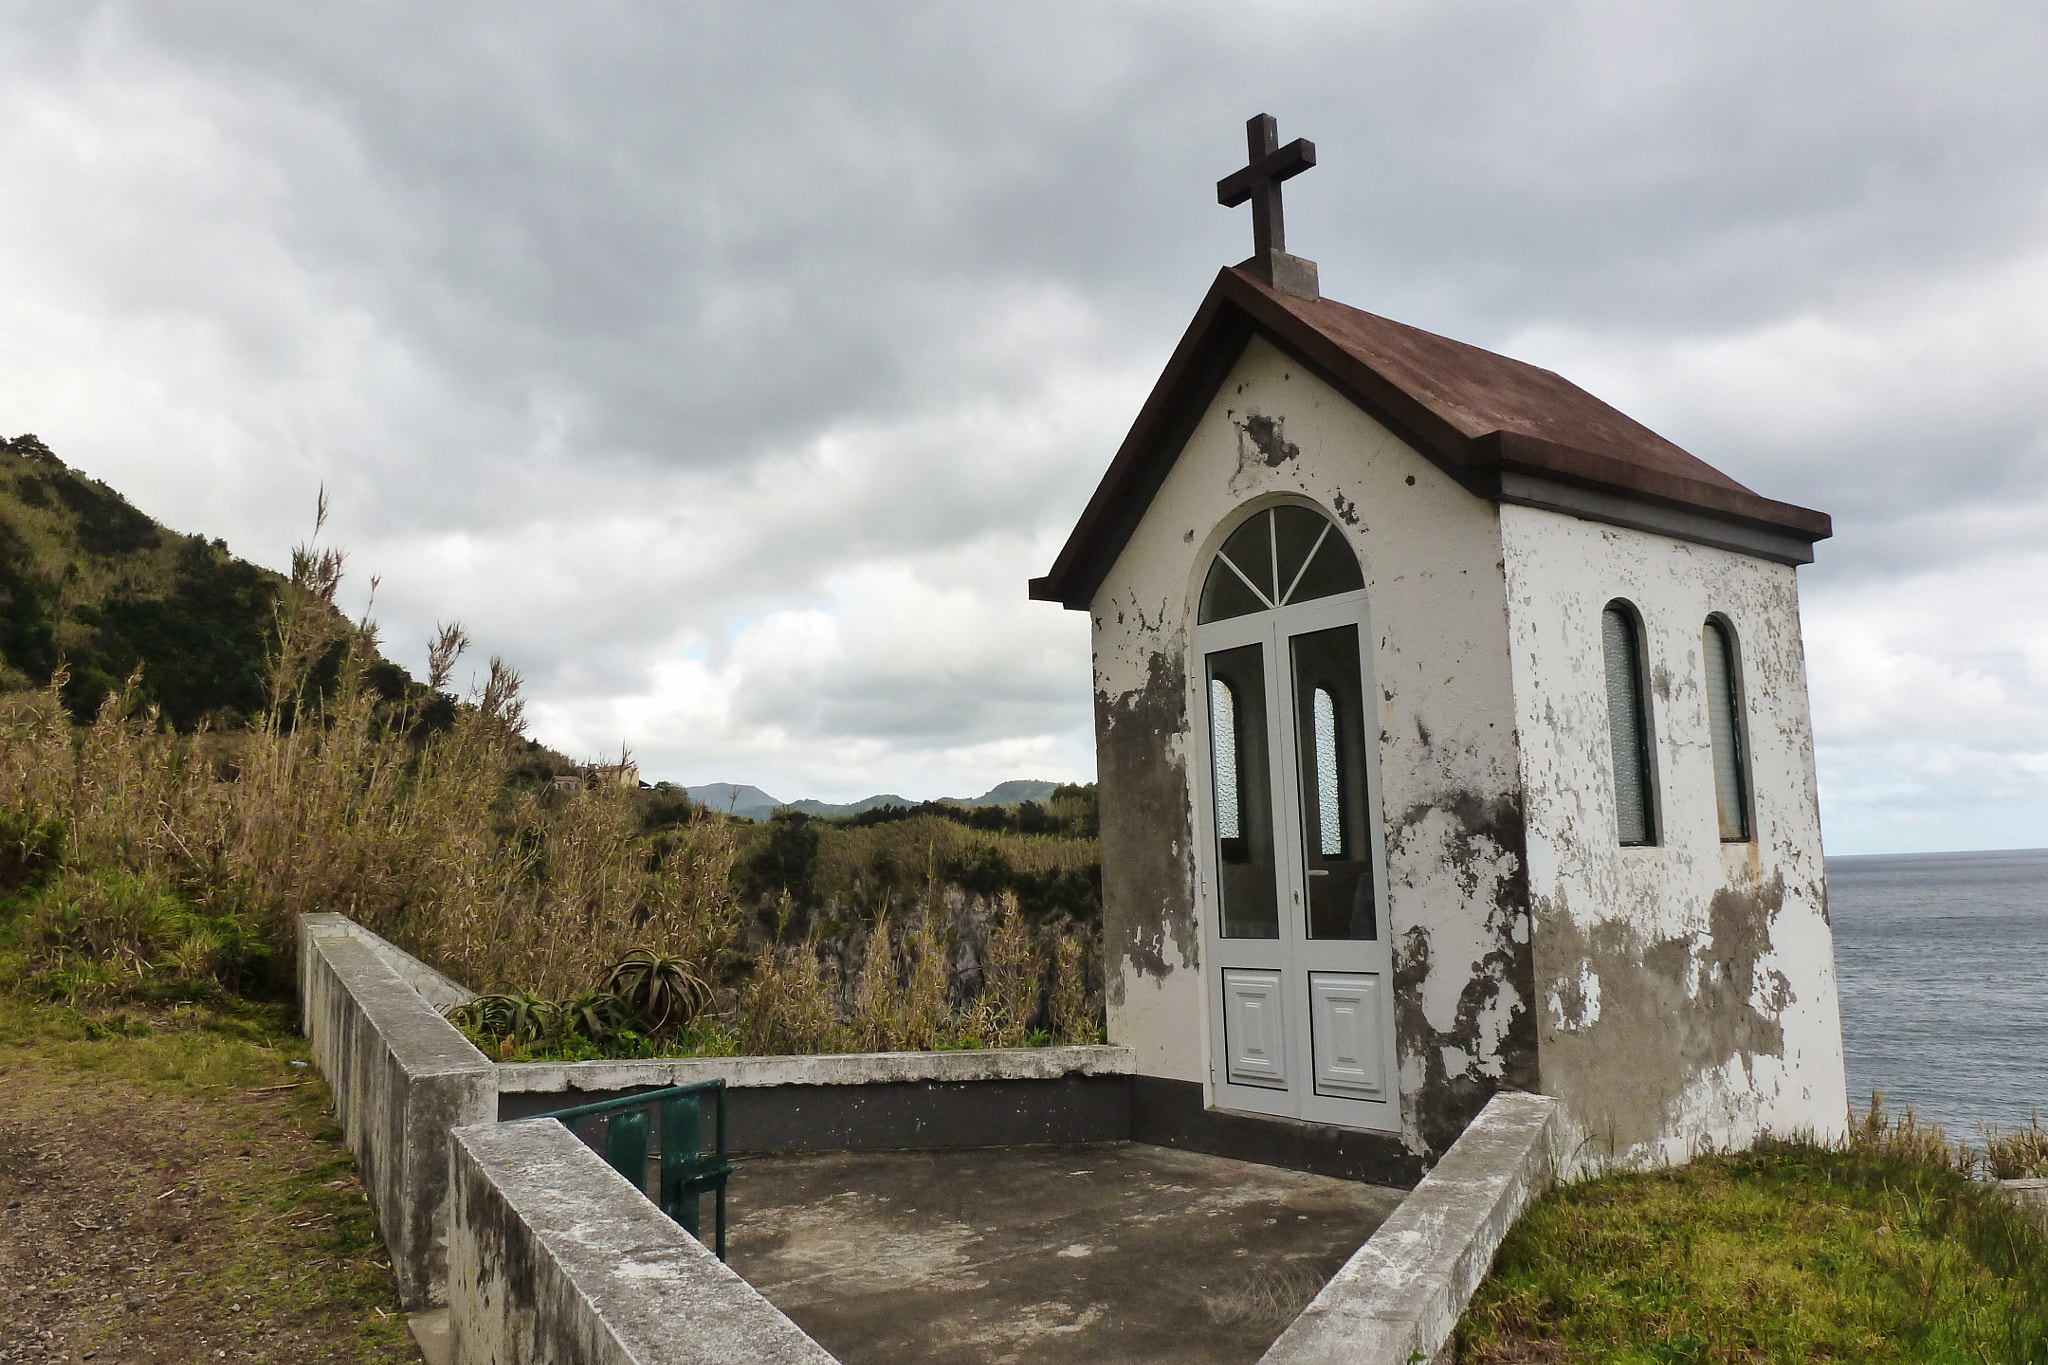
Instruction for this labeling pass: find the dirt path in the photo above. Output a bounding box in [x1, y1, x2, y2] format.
[0, 1012, 420, 1365]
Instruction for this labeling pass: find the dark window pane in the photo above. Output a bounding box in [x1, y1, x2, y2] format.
[1602, 604, 1656, 846]
[1273, 505, 1329, 602]
[1286, 523, 1364, 604]
[1199, 555, 1268, 623]
[1704, 620, 1750, 841]
[1291, 624, 1376, 940]
[1218, 513, 1275, 602]
[1207, 644, 1278, 939]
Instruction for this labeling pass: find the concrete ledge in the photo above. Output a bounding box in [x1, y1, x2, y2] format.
[1259, 1091, 1561, 1365]
[449, 1119, 837, 1365]
[301, 921, 496, 1309]
[301, 911, 477, 1012]
[495, 1044, 1134, 1095]
[1999, 1178, 2048, 1232]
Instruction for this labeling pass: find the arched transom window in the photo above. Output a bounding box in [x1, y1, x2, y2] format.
[1200, 505, 1365, 624]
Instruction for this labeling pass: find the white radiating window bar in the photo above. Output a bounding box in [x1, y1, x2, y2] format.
[1313, 686, 1342, 856]
[1280, 520, 1333, 606]
[1210, 678, 1240, 839]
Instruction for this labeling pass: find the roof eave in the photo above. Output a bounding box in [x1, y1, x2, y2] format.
[1031, 269, 1832, 610]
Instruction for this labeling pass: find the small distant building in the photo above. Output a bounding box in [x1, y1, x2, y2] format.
[1031, 117, 1847, 1175]
[587, 761, 641, 791]
[551, 763, 640, 794]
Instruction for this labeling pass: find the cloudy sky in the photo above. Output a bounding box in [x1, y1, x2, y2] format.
[1, 3, 2044, 854]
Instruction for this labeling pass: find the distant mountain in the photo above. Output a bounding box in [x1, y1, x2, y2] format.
[786, 793, 915, 819]
[685, 784, 786, 820]
[950, 779, 1059, 807]
[684, 779, 1064, 822]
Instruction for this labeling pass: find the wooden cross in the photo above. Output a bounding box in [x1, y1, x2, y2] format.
[1217, 114, 1316, 261]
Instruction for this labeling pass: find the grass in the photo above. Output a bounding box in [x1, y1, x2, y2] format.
[0, 953, 417, 1362]
[1456, 1116, 2048, 1364]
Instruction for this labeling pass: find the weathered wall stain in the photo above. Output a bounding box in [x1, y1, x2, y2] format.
[1499, 505, 1845, 1160]
[1388, 791, 1538, 1158]
[1095, 649, 1198, 1005]
[1535, 872, 1793, 1158]
[1235, 413, 1299, 468]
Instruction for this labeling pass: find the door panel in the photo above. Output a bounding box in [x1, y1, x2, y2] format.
[1222, 970, 1287, 1088]
[1309, 972, 1385, 1100]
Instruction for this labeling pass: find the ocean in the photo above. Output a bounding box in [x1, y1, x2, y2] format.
[1829, 846, 2048, 1138]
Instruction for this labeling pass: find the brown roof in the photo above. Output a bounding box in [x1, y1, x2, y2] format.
[1029, 266, 1831, 609]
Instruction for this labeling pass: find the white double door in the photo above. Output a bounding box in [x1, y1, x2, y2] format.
[1198, 589, 1399, 1132]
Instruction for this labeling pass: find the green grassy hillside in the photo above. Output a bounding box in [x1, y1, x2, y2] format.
[0, 433, 325, 727]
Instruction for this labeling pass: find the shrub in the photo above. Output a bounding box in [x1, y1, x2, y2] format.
[1986, 1112, 2048, 1180]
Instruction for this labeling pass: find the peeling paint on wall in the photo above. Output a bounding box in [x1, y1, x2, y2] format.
[1095, 648, 1198, 1003]
[1388, 792, 1538, 1156]
[1236, 412, 1299, 468]
[1535, 873, 1795, 1157]
[1502, 502, 1846, 1167]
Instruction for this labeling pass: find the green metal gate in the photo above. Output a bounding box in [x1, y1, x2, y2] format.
[522, 1080, 738, 1259]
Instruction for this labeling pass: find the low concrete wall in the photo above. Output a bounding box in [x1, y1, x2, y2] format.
[502, 1076, 1132, 1152]
[1260, 1091, 1562, 1365]
[449, 1119, 837, 1365]
[300, 916, 497, 1309]
[497, 1044, 1133, 1094]
[497, 1048, 1136, 1152]
[301, 912, 477, 1012]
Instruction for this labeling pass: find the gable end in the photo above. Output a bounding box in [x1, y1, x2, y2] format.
[1031, 268, 1832, 609]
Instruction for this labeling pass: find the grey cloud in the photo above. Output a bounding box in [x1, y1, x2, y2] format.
[5, 1, 2047, 832]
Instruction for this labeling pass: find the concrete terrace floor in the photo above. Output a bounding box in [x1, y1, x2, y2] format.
[723, 1143, 1405, 1365]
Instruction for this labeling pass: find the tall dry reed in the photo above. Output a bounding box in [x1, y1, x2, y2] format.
[0, 520, 1102, 1054]
[0, 524, 740, 1009]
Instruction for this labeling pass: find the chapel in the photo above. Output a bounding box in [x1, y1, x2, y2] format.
[1031, 116, 1848, 1176]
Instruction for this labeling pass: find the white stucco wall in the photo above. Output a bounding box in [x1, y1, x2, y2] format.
[1088, 336, 1533, 1156]
[1500, 503, 1848, 1169]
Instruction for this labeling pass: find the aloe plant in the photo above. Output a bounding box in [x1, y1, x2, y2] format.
[557, 988, 629, 1044]
[601, 948, 709, 1038]
[448, 990, 559, 1044]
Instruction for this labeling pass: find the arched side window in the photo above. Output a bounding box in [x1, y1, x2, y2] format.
[1601, 601, 1657, 846]
[1199, 505, 1364, 624]
[1703, 617, 1751, 842]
